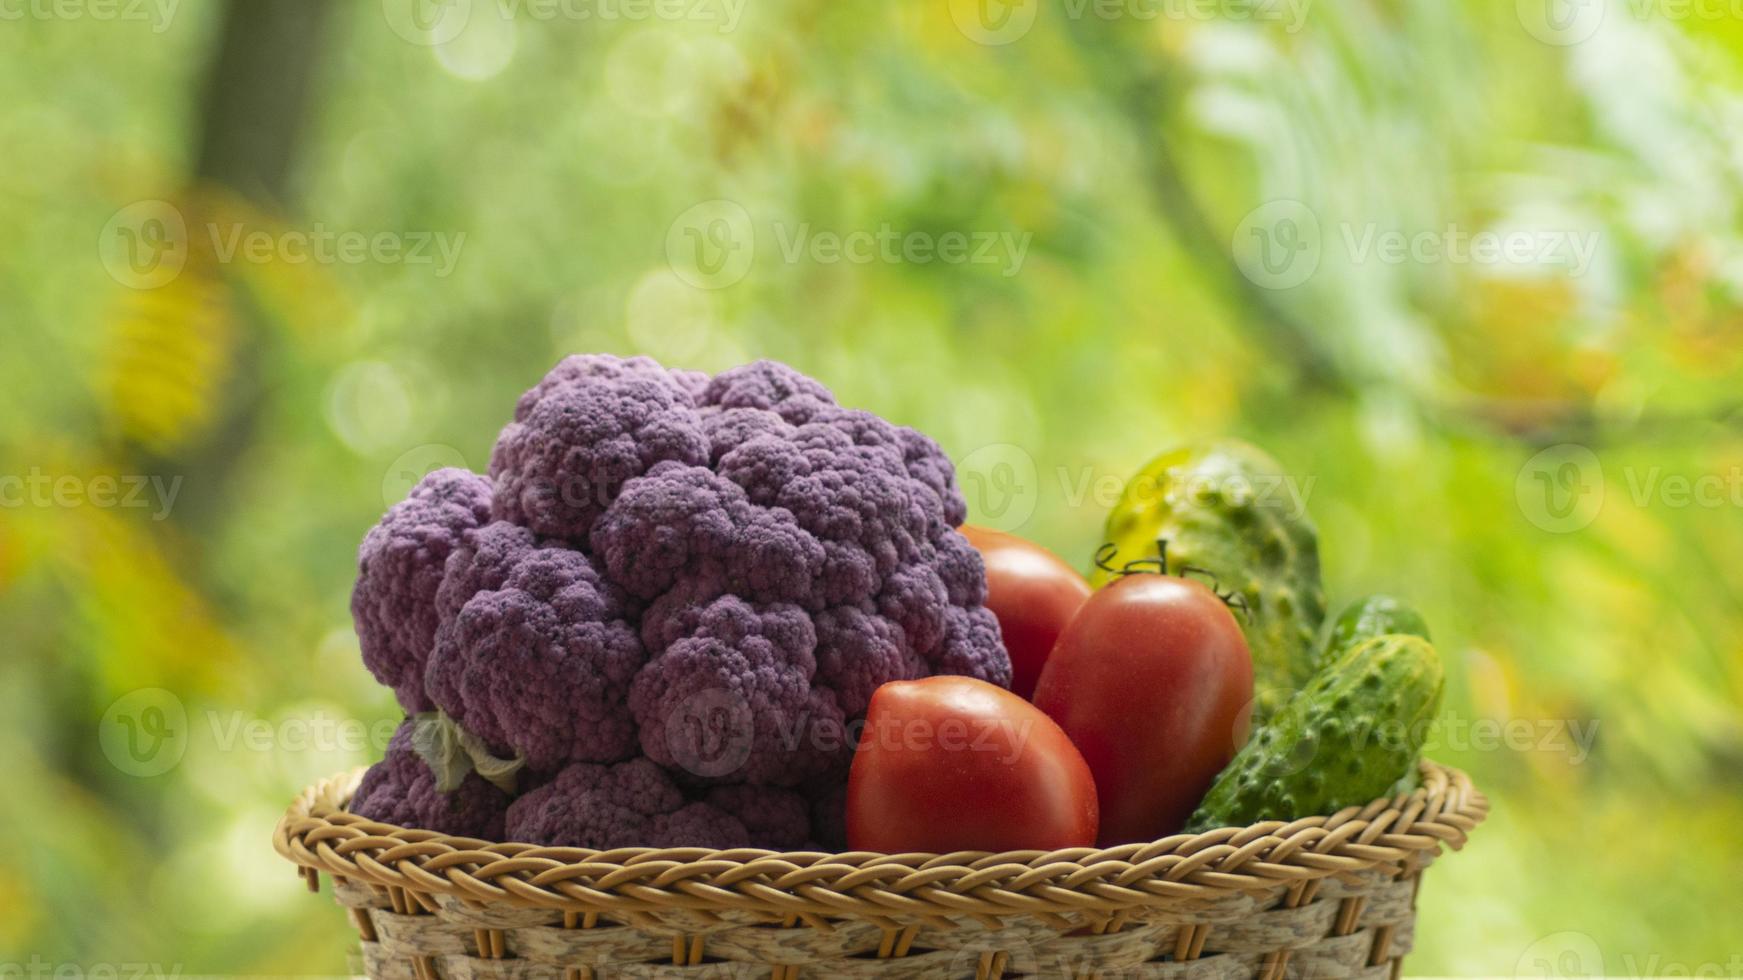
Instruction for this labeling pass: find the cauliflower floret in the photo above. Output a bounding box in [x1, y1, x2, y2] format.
[629, 595, 845, 787]
[511, 354, 698, 421]
[698, 359, 835, 425]
[812, 604, 924, 718]
[588, 461, 823, 607]
[504, 758, 749, 849]
[350, 720, 511, 839]
[932, 605, 1013, 690]
[435, 520, 541, 625]
[351, 469, 493, 713]
[490, 369, 708, 543]
[715, 422, 934, 607]
[705, 784, 812, 850]
[427, 547, 646, 771]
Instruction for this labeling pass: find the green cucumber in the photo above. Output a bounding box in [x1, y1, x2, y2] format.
[1095, 441, 1325, 723]
[1322, 594, 1429, 666]
[1186, 633, 1443, 831]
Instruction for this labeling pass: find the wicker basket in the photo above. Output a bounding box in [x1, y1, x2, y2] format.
[274, 760, 1486, 979]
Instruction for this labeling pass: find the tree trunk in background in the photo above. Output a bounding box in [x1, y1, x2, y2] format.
[195, 0, 335, 200]
[145, 0, 334, 535]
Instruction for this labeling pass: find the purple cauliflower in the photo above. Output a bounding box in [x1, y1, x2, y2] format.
[589, 462, 823, 607]
[435, 520, 541, 626]
[426, 546, 646, 771]
[351, 720, 511, 839]
[350, 355, 1011, 850]
[705, 784, 813, 850]
[629, 594, 845, 787]
[352, 469, 493, 713]
[504, 758, 749, 849]
[490, 365, 707, 542]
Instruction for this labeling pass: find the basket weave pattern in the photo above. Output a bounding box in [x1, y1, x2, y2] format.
[275, 761, 1486, 979]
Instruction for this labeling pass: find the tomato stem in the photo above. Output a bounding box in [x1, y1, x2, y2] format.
[1093, 538, 1252, 621]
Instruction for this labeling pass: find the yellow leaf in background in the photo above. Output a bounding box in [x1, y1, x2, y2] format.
[0, 860, 40, 949]
[95, 185, 350, 458]
[59, 502, 237, 694]
[199, 185, 351, 341]
[8, 442, 236, 692]
[0, 520, 20, 591]
[97, 190, 240, 457]
[1455, 276, 1584, 401]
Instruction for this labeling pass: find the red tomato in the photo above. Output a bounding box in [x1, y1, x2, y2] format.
[1032, 574, 1252, 845]
[846, 676, 1099, 853]
[959, 525, 1092, 701]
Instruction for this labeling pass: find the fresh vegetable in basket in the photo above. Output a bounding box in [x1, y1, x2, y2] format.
[958, 524, 1090, 700]
[346, 355, 1013, 849]
[1033, 570, 1254, 844]
[1322, 592, 1431, 660]
[1093, 440, 1326, 724]
[846, 676, 1098, 853]
[1186, 632, 1444, 831]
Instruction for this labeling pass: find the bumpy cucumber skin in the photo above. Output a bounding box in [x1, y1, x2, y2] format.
[1323, 594, 1429, 667]
[1185, 634, 1443, 832]
[1094, 441, 1326, 723]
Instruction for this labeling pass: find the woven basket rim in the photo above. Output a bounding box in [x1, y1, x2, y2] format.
[273, 759, 1486, 922]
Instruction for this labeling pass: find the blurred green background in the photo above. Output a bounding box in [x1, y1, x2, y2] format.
[2, 0, 1741, 975]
